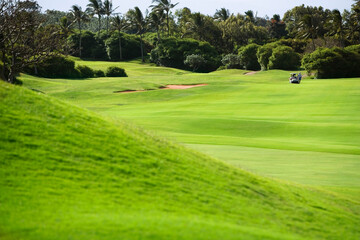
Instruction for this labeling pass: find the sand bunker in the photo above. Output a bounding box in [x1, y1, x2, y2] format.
[162, 84, 207, 89]
[244, 71, 258, 75]
[114, 84, 207, 93]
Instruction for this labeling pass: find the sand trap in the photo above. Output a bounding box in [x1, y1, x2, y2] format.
[162, 84, 207, 89]
[114, 84, 207, 93]
[244, 71, 258, 75]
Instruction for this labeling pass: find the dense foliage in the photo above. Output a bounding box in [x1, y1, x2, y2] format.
[268, 46, 301, 70]
[105, 66, 128, 77]
[105, 32, 145, 61]
[239, 44, 261, 71]
[302, 46, 360, 78]
[150, 38, 221, 72]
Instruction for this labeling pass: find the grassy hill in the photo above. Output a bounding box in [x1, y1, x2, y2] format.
[1, 80, 360, 239]
[20, 59, 360, 200]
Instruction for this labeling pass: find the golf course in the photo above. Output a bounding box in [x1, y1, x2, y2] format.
[1, 58, 359, 239]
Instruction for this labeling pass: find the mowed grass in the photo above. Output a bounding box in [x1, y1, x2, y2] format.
[20, 58, 360, 199]
[1, 81, 360, 240]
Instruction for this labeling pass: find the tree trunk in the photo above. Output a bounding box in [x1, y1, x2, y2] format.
[98, 16, 101, 36]
[166, 11, 170, 37]
[8, 52, 16, 83]
[140, 35, 144, 63]
[106, 16, 109, 35]
[79, 22, 82, 58]
[1, 51, 5, 81]
[119, 31, 123, 60]
[157, 27, 161, 45]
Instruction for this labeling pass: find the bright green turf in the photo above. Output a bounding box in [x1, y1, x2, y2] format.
[20, 59, 360, 200]
[1, 80, 360, 240]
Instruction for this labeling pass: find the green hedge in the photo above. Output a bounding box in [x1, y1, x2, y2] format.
[239, 44, 261, 71]
[105, 66, 127, 77]
[302, 47, 360, 78]
[150, 37, 221, 72]
[268, 46, 301, 70]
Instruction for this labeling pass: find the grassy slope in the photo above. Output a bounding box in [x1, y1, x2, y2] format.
[20, 59, 360, 198]
[1, 80, 360, 240]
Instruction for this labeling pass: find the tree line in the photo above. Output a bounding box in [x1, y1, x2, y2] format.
[1, 0, 360, 83]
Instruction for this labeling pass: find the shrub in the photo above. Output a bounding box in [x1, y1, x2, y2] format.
[184, 54, 206, 72]
[105, 66, 127, 77]
[268, 46, 301, 70]
[150, 37, 221, 72]
[221, 54, 242, 69]
[239, 44, 261, 70]
[76, 65, 94, 78]
[345, 44, 360, 55]
[302, 47, 360, 78]
[94, 70, 105, 77]
[27, 55, 79, 78]
[257, 45, 274, 70]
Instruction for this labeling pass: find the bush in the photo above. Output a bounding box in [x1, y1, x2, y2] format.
[184, 54, 206, 72]
[221, 54, 243, 69]
[239, 44, 261, 71]
[257, 45, 274, 70]
[94, 70, 105, 77]
[345, 44, 360, 55]
[150, 37, 221, 72]
[302, 47, 360, 78]
[105, 66, 127, 77]
[76, 65, 94, 78]
[268, 46, 301, 70]
[27, 55, 79, 78]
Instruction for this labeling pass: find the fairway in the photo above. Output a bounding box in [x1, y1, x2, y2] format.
[20, 59, 360, 201]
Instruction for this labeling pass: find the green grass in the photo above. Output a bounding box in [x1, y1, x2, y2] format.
[20, 59, 360, 200]
[1, 79, 360, 240]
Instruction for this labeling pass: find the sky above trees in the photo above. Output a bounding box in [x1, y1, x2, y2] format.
[37, 0, 354, 18]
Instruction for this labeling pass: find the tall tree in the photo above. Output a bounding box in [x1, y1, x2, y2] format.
[0, 0, 63, 83]
[214, 8, 230, 22]
[70, 5, 90, 58]
[149, 9, 165, 44]
[111, 15, 127, 60]
[58, 16, 74, 55]
[127, 7, 147, 62]
[150, 0, 178, 37]
[103, 0, 118, 35]
[87, 0, 104, 36]
[326, 10, 345, 47]
[245, 10, 255, 23]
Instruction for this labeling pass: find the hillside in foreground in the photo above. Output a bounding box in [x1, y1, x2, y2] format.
[0, 81, 359, 239]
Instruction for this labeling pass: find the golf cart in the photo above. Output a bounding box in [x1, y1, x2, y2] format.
[289, 73, 302, 84]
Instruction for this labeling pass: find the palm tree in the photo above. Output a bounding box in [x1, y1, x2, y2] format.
[298, 14, 317, 50]
[149, 9, 165, 44]
[214, 8, 230, 21]
[70, 5, 90, 58]
[127, 7, 147, 62]
[58, 16, 74, 55]
[103, 0, 118, 35]
[327, 10, 345, 47]
[244, 10, 255, 23]
[87, 0, 104, 36]
[111, 15, 127, 60]
[150, 0, 178, 37]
